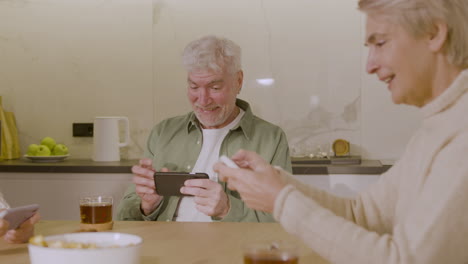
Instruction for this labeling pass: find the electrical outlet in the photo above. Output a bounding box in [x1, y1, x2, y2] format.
[73, 123, 93, 137]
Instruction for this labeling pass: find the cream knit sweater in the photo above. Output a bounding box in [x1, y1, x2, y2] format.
[274, 69, 468, 264]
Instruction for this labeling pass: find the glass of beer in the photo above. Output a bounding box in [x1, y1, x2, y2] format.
[243, 241, 299, 264]
[79, 195, 113, 231]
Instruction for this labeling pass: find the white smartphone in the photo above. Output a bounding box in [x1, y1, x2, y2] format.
[0, 204, 39, 230]
[219, 155, 240, 169]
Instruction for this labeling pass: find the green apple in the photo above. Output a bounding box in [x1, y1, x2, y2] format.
[36, 145, 51, 156]
[40, 137, 56, 152]
[52, 144, 69, 156]
[27, 144, 40, 156]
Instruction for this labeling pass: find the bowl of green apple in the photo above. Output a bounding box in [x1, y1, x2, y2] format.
[24, 136, 70, 162]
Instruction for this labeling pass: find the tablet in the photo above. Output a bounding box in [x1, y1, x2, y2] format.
[153, 172, 209, 196]
[0, 204, 39, 230]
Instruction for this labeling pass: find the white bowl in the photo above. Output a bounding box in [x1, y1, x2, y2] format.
[28, 232, 142, 264]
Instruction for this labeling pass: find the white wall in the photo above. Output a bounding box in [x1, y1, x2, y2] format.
[0, 0, 420, 161]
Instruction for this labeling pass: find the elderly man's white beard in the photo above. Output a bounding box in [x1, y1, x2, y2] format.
[194, 105, 234, 128]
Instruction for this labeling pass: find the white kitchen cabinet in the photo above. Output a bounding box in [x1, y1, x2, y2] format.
[293, 174, 381, 198]
[0, 172, 381, 220]
[0, 173, 133, 220]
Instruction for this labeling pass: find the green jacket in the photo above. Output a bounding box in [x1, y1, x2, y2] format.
[117, 99, 292, 222]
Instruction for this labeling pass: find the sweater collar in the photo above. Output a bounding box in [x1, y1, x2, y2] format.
[421, 69, 468, 118]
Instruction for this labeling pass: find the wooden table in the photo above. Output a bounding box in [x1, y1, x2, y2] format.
[0, 221, 329, 264]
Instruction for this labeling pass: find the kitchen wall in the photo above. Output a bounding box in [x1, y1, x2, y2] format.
[0, 0, 421, 161]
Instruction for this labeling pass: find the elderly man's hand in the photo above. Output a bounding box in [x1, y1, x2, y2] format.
[181, 179, 230, 218]
[3, 212, 40, 244]
[131, 158, 166, 216]
[213, 150, 286, 213]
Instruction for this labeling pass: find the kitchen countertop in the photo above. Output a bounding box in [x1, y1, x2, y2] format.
[0, 158, 391, 175]
[0, 158, 136, 173]
[292, 159, 391, 175]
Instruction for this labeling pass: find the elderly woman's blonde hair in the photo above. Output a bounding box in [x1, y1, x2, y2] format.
[359, 0, 468, 69]
[182, 35, 242, 75]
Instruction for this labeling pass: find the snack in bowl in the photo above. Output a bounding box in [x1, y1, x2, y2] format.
[30, 235, 99, 249]
[28, 232, 142, 264]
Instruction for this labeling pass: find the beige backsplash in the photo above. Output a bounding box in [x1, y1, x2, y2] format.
[0, 0, 421, 160]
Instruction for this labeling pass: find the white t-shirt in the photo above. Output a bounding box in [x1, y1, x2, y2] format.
[175, 109, 245, 222]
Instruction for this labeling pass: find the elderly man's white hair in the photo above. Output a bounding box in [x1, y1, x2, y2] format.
[182, 35, 242, 75]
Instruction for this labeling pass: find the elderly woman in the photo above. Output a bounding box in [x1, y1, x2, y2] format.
[214, 0, 468, 263]
[0, 192, 40, 243]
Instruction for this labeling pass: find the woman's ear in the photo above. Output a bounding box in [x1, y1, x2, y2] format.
[428, 22, 448, 52]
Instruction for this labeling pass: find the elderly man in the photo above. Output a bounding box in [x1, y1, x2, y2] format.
[117, 35, 291, 222]
[215, 0, 468, 263]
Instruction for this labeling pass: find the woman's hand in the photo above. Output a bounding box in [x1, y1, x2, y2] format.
[3, 212, 40, 244]
[0, 211, 9, 237]
[214, 150, 286, 213]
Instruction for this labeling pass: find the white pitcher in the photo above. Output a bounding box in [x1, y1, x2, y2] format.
[93, 116, 130, 162]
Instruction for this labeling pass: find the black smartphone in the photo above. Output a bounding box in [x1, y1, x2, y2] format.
[153, 172, 209, 196]
[0, 204, 39, 230]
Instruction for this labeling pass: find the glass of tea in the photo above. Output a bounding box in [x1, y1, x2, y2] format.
[79, 195, 113, 231]
[243, 241, 299, 264]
